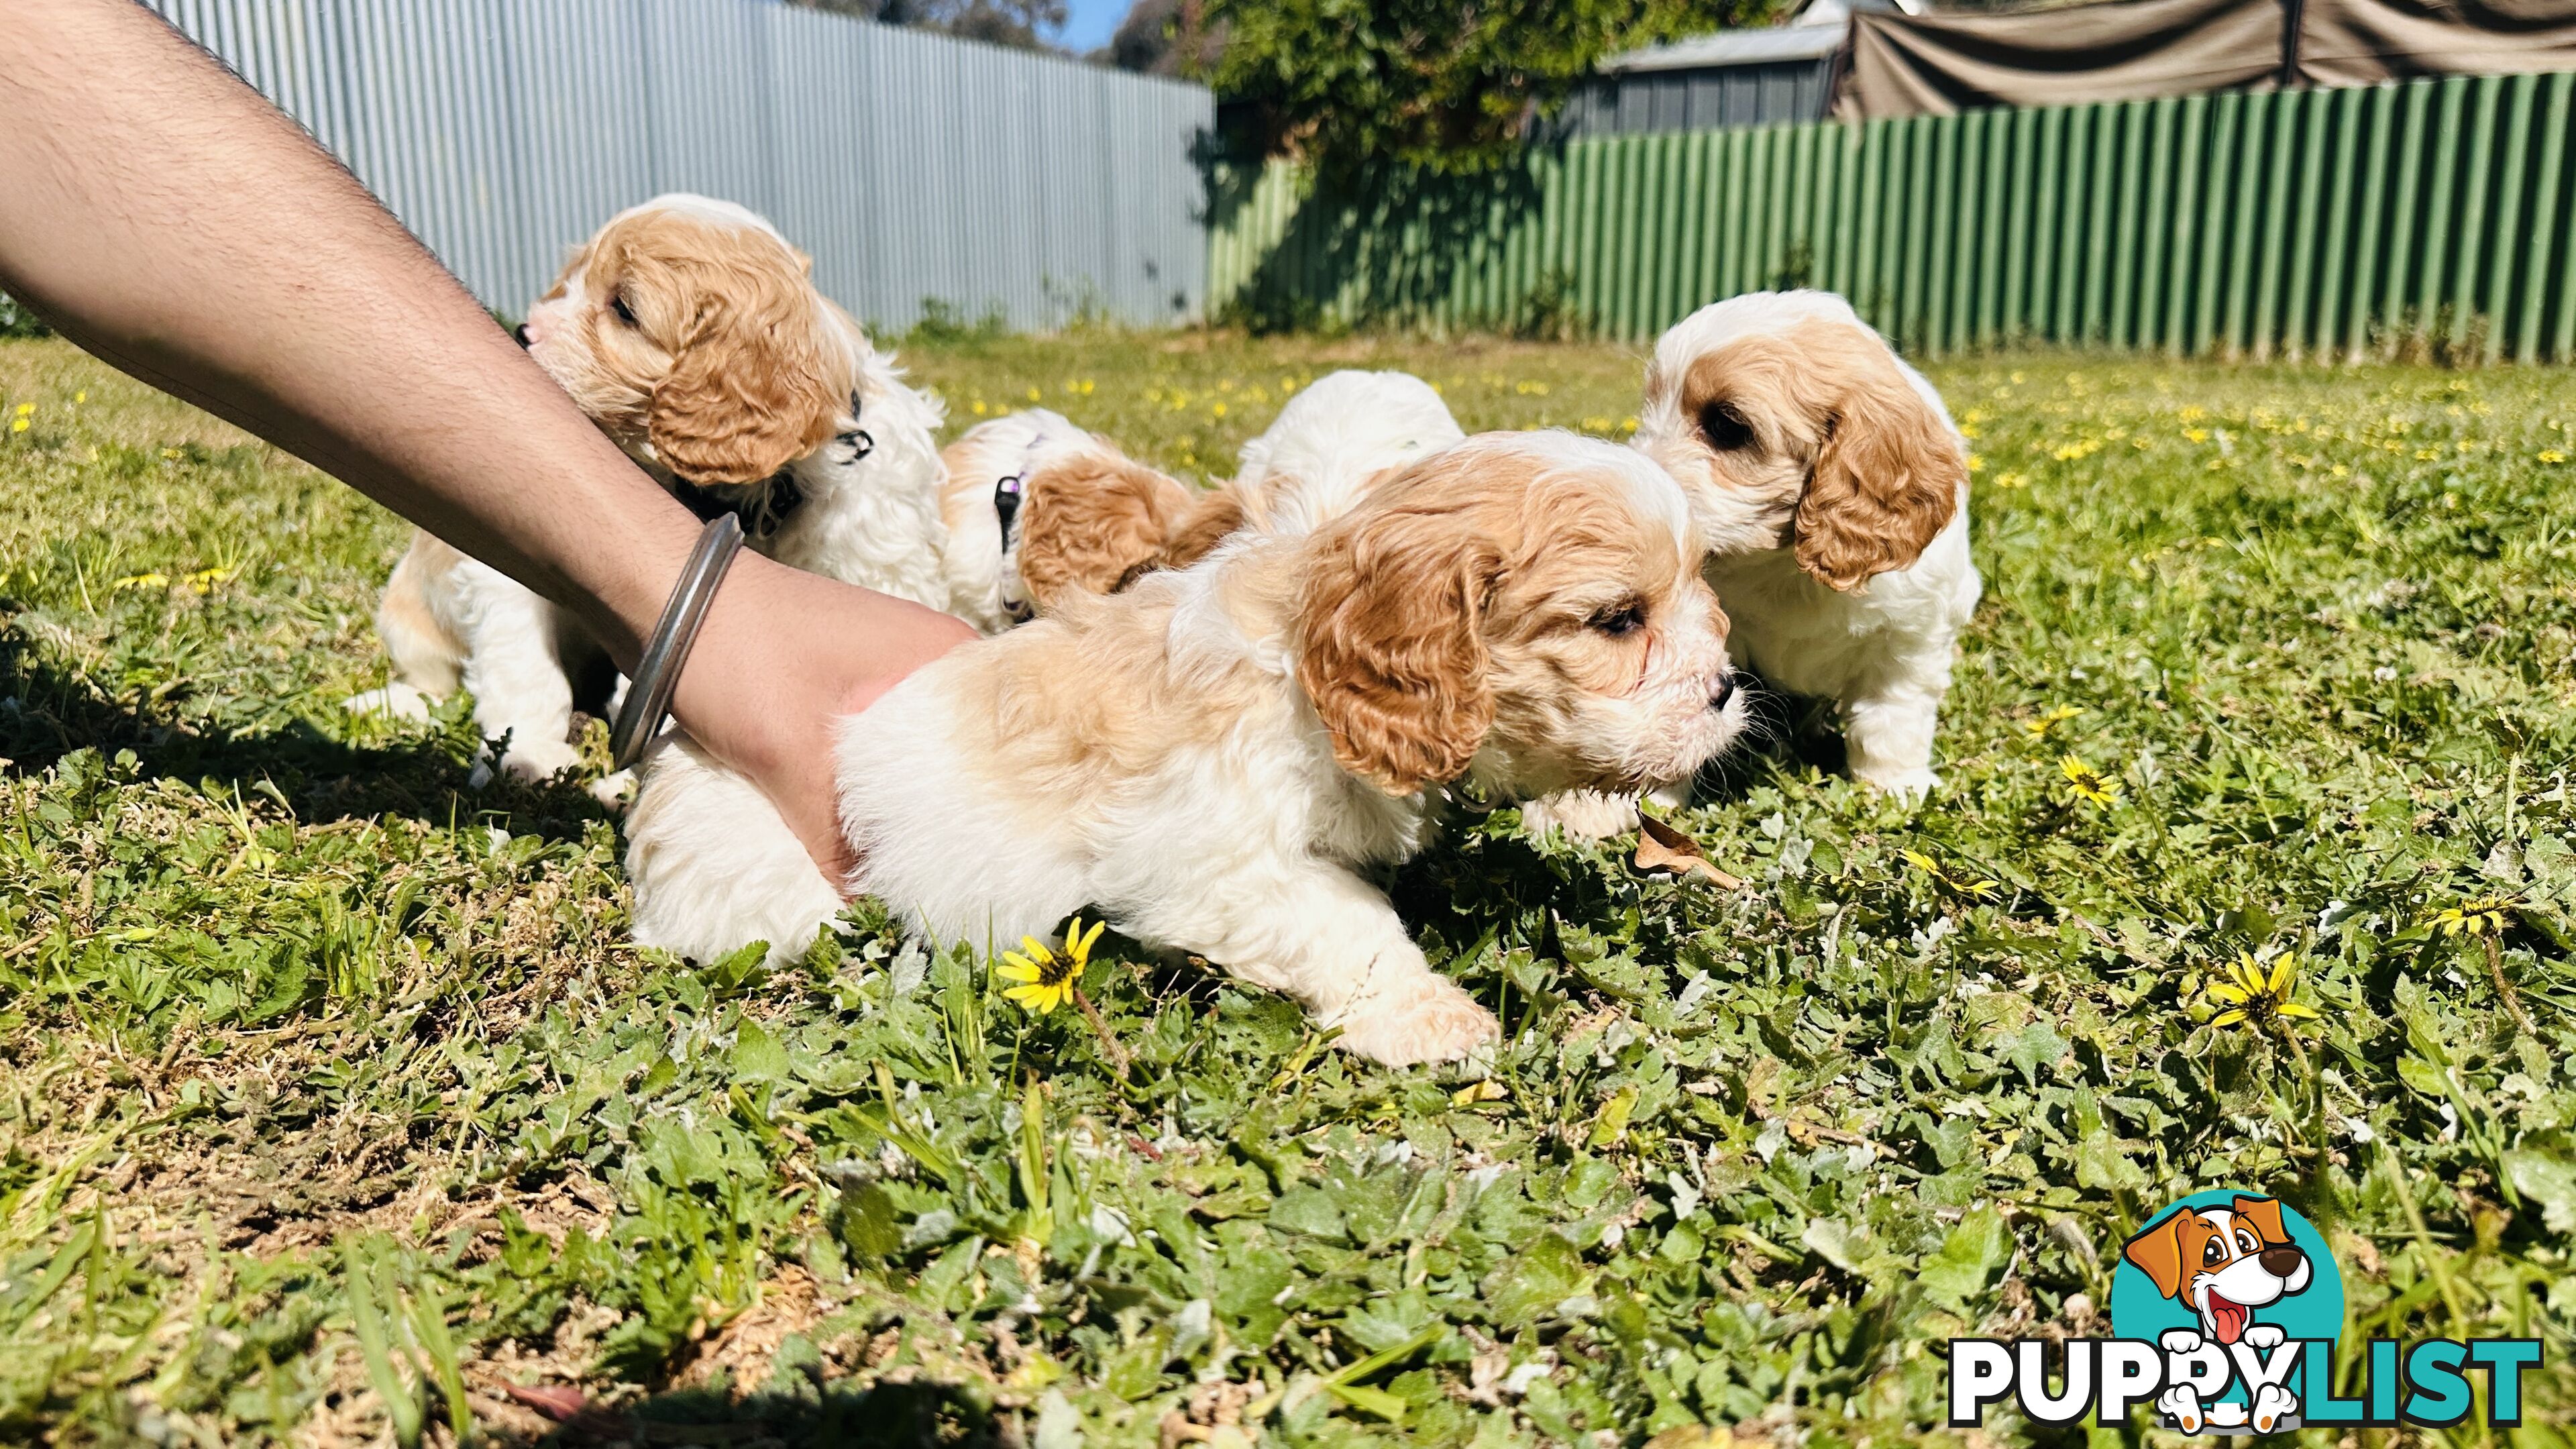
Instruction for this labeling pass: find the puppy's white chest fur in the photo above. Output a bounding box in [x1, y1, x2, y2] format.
[1705, 494, 1978, 703]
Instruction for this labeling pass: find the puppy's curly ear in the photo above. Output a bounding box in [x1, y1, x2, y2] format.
[1294, 500, 1498, 795]
[645, 252, 845, 486]
[2121, 1210, 2192, 1299]
[1014, 453, 1197, 609]
[1792, 325, 1964, 592]
[1158, 484, 1250, 571]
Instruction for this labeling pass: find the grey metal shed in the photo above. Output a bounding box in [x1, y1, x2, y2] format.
[1557, 0, 1919, 136]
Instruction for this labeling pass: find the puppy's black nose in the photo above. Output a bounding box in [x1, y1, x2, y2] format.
[1708, 674, 1734, 711]
[2258, 1246, 2304, 1277]
[513, 323, 532, 347]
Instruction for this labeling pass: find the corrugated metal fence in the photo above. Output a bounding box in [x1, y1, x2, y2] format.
[153, 0, 1215, 333]
[1209, 70, 2576, 364]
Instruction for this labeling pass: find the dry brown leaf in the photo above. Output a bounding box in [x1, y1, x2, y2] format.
[1634, 816, 1743, 890]
[500, 1383, 590, 1421]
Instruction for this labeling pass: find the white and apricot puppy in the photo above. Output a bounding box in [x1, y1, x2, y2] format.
[1534, 291, 1977, 839]
[353, 195, 947, 791]
[936, 408, 1210, 632]
[625, 431, 1747, 1067]
[936, 370, 1465, 624]
[1638, 290, 1976, 797]
[1224, 368, 1466, 536]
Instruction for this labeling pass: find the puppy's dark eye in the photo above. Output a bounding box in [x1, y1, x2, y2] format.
[1699, 399, 1756, 452]
[2203, 1237, 2227, 1265]
[610, 293, 637, 326]
[1589, 601, 1646, 637]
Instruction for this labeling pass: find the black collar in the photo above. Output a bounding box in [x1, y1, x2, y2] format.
[669, 469, 806, 537]
[661, 391, 871, 540]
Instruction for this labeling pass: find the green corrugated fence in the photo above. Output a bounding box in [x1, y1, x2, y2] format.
[1205, 70, 2576, 363]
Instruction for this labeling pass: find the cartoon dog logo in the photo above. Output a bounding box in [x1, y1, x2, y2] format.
[2121, 1195, 2314, 1346]
[2121, 1195, 2314, 1433]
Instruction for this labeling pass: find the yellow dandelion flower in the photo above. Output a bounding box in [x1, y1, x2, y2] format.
[1901, 849, 2000, 902]
[2202, 951, 2320, 1030]
[999, 915, 1105, 1015]
[1621, 416, 1640, 433]
[1968, 453, 1986, 473]
[971, 399, 988, 416]
[2023, 704, 2082, 739]
[73, 391, 86, 405]
[2059, 754, 2122, 806]
[1993, 470, 2029, 490]
[11, 402, 32, 417]
[1026, 386, 1042, 403]
[109, 572, 169, 592]
[2540, 449, 2567, 465]
[1211, 401, 1226, 417]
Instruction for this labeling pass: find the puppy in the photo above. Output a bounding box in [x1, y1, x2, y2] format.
[936, 409, 1205, 632]
[1530, 291, 1976, 838]
[931, 371, 1464, 631]
[1223, 368, 1466, 538]
[351, 195, 948, 790]
[624, 431, 1748, 1065]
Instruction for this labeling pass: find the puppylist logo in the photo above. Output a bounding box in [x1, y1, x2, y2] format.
[1948, 1190, 2540, 1434]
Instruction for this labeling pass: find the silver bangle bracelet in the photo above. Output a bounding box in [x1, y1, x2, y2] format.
[610, 513, 745, 770]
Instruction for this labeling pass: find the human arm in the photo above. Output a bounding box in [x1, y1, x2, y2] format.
[0, 0, 971, 873]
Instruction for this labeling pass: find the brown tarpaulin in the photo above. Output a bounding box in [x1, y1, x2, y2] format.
[2299, 0, 2576, 86]
[1836, 0, 2286, 117]
[1835, 0, 2576, 117]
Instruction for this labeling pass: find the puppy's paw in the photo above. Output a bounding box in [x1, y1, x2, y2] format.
[1854, 765, 1939, 802]
[2155, 1385, 2204, 1435]
[590, 769, 637, 811]
[2251, 1382, 2298, 1432]
[488, 739, 581, 788]
[1644, 779, 1693, 811]
[2205, 1401, 2251, 1428]
[2158, 1329, 2204, 1354]
[344, 682, 435, 723]
[1334, 974, 1499, 1068]
[1521, 789, 1639, 843]
[2241, 1324, 2286, 1352]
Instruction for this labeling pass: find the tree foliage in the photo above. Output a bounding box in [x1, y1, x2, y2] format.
[1205, 0, 1780, 176]
[787, 0, 1069, 52]
[1099, 0, 1224, 74]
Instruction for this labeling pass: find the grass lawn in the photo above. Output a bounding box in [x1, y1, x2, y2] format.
[3, 328, 2575, 1447]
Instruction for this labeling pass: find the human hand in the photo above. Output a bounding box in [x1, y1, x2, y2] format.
[665, 549, 976, 883]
